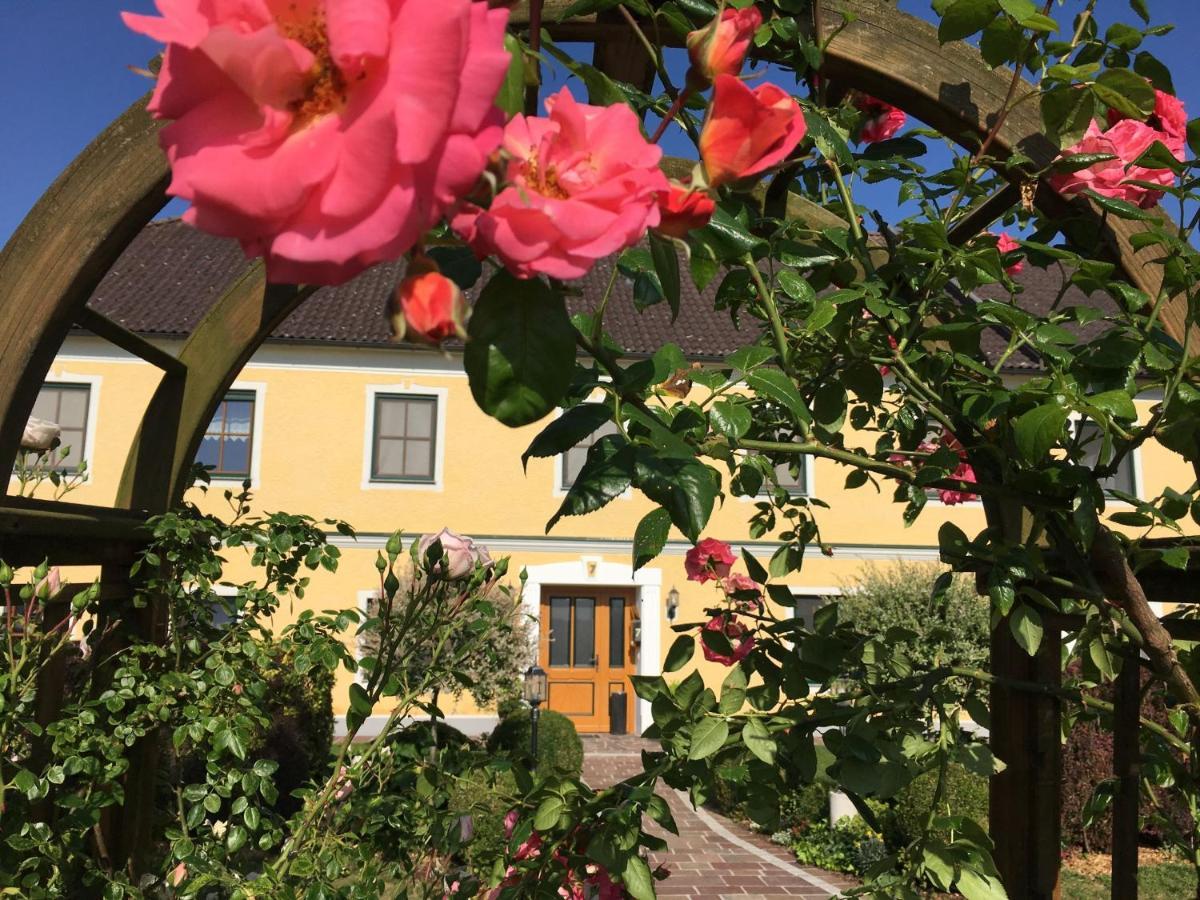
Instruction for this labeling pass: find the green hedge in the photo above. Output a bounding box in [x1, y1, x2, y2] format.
[448, 768, 518, 876]
[487, 705, 583, 778]
[884, 763, 989, 849]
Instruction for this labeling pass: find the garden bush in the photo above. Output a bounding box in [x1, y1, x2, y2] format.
[777, 817, 887, 877]
[885, 763, 989, 849]
[487, 706, 583, 778]
[448, 767, 520, 877]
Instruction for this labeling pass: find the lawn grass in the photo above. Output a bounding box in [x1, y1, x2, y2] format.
[1061, 862, 1196, 899]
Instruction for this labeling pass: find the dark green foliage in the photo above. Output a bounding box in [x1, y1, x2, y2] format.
[487, 706, 583, 778]
[257, 647, 335, 815]
[885, 763, 989, 848]
[838, 562, 989, 672]
[786, 818, 888, 876]
[448, 767, 519, 876]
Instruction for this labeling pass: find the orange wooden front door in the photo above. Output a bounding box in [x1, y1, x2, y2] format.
[540, 587, 635, 733]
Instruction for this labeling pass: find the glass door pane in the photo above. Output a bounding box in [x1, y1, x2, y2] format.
[609, 598, 625, 667]
[573, 597, 595, 668]
[549, 597, 571, 667]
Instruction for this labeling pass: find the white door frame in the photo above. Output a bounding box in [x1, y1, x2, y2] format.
[522, 558, 662, 735]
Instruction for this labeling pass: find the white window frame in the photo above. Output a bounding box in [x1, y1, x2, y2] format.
[11, 372, 103, 485]
[204, 380, 266, 488]
[736, 449, 817, 502]
[1068, 412, 1142, 504]
[362, 383, 447, 491]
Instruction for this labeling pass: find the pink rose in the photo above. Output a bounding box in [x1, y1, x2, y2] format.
[388, 260, 468, 345]
[994, 232, 1023, 276]
[654, 180, 716, 239]
[685, 5, 763, 89]
[456, 88, 668, 279]
[721, 572, 762, 612]
[853, 94, 906, 144]
[123, 0, 511, 285]
[169, 862, 187, 888]
[702, 613, 755, 666]
[503, 808, 520, 839]
[685, 538, 737, 583]
[1107, 87, 1188, 157]
[700, 75, 807, 188]
[34, 567, 62, 600]
[938, 460, 978, 506]
[1049, 119, 1177, 209]
[417, 528, 493, 581]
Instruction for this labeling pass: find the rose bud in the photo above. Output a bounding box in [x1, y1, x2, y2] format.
[388, 258, 468, 345]
[654, 181, 716, 239]
[685, 5, 763, 90]
[700, 75, 807, 188]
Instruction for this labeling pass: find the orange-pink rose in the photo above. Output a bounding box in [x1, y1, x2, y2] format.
[685, 5, 763, 89]
[700, 75, 807, 188]
[1049, 119, 1178, 209]
[388, 262, 468, 345]
[454, 88, 668, 279]
[654, 181, 716, 238]
[853, 93, 907, 144]
[123, 0, 511, 285]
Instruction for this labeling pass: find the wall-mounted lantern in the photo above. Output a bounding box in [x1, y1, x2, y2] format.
[666, 586, 680, 622]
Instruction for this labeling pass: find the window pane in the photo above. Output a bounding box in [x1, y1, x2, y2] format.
[609, 598, 625, 668]
[404, 440, 432, 479]
[775, 458, 805, 491]
[196, 435, 221, 469]
[795, 595, 822, 627]
[549, 598, 571, 667]
[57, 428, 86, 469]
[220, 437, 250, 477]
[406, 400, 434, 438]
[224, 400, 253, 435]
[55, 388, 88, 428]
[574, 598, 595, 668]
[30, 391, 57, 421]
[209, 599, 235, 629]
[560, 420, 619, 489]
[1078, 422, 1137, 498]
[376, 398, 408, 436]
[375, 438, 407, 478]
[29, 385, 91, 471]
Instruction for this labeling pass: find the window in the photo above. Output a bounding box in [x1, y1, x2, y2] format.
[749, 448, 808, 497]
[29, 383, 91, 470]
[794, 594, 829, 628]
[370, 394, 438, 483]
[560, 420, 620, 490]
[197, 390, 256, 479]
[547, 596, 598, 668]
[1077, 421, 1138, 497]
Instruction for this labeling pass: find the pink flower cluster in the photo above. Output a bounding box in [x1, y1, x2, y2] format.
[684, 537, 763, 666]
[889, 431, 978, 505]
[490, 812, 630, 899]
[1050, 88, 1187, 209]
[124, 0, 511, 285]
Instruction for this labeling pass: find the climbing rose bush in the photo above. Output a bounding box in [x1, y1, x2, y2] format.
[455, 87, 668, 279]
[699, 75, 807, 187]
[684, 537, 736, 583]
[684, 4, 762, 89]
[1050, 118, 1180, 208]
[1107, 86, 1187, 155]
[123, 0, 510, 285]
[654, 181, 716, 238]
[388, 260, 468, 345]
[853, 93, 907, 144]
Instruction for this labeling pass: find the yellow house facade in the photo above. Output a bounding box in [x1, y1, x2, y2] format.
[16, 221, 1185, 737]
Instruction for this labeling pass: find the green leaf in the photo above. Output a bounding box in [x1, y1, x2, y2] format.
[495, 33, 526, 117]
[664, 635, 695, 673]
[1087, 390, 1137, 421]
[1094, 68, 1156, 120]
[688, 717, 730, 760]
[465, 271, 576, 428]
[226, 825, 248, 854]
[533, 795, 566, 832]
[547, 436, 635, 531]
[742, 717, 777, 764]
[621, 853, 655, 900]
[1009, 604, 1044, 656]
[1013, 403, 1067, 462]
[522, 403, 612, 469]
[426, 245, 483, 292]
[1084, 188, 1157, 221]
[803, 109, 853, 167]
[648, 231, 682, 321]
[746, 368, 811, 423]
[720, 665, 748, 714]
[1042, 85, 1097, 147]
[634, 455, 718, 542]
[710, 400, 752, 439]
[633, 508, 672, 571]
[777, 271, 815, 303]
[939, 0, 1000, 43]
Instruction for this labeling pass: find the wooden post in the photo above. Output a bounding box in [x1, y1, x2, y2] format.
[1111, 657, 1141, 899]
[991, 618, 1063, 899]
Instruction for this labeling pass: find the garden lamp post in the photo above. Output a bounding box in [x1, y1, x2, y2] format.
[523, 665, 548, 768]
[666, 587, 680, 623]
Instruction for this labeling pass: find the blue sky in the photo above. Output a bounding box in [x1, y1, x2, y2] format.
[2, 0, 1199, 244]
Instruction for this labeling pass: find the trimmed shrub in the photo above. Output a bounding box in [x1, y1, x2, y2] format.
[487, 706, 583, 778]
[838, 562, 988, 672]
[448, 768, 519, 876]
[884, 763, 989, 849]
[780, 817, 887, 876]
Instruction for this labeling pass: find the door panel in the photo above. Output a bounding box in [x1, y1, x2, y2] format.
[540, 588, 634, 733]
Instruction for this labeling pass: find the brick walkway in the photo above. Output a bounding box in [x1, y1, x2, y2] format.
[581, 735, 856, 899]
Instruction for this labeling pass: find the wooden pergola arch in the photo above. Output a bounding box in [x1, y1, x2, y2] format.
[0, 0, 1185, 892]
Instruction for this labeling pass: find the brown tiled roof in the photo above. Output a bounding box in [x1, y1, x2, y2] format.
[87, 219, 751, 360]
[86, 218, 1112, 370]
